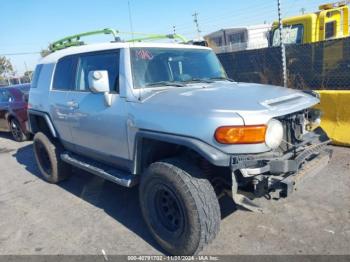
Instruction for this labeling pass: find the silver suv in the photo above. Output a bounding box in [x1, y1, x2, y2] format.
[28, 37, 331, 255]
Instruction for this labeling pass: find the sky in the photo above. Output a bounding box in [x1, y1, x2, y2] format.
[0, 0, 328, 75]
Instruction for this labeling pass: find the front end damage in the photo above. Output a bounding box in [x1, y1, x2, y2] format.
[223, 110, 332, 212]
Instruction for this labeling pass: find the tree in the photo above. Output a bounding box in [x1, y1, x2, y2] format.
[23, 70, 33, 82]
[40, 49, 51, 58]
[0, 56, 13, 85]
[0, 56, 13, 75]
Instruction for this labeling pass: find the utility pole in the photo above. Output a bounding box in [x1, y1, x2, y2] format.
[277, 0, 287, 88]
[172, 26, 178, 42]
[192, 12, 202, 39]
[300, 8, 306, 15]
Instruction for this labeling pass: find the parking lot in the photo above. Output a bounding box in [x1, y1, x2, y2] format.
[0, 132, 349, 255]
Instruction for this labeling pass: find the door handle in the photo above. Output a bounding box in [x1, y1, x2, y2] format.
[67, 100, 79, 109]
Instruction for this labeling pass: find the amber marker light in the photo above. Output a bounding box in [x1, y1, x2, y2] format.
[214, 125, 267, 144]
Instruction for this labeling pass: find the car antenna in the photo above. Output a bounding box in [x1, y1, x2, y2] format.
[128, 0, 135, 42]
[127, 0, 142, 101]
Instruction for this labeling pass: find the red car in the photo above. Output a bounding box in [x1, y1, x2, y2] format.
[0, 84, 31, 142]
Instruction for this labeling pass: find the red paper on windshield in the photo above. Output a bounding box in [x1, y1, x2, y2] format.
[135, 49, 154, 60]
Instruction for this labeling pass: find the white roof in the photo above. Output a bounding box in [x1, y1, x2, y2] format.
[40, 42, 210, 64]
[204, 24, 271, 38]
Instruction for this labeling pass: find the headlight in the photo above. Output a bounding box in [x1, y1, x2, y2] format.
[265, 119, 284, 149]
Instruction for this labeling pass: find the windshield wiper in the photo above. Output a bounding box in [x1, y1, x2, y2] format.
[209, 76, 235, 82]
[145, 81, 186, 87]
[184, 78, 214, 84]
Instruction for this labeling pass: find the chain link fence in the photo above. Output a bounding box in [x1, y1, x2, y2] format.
[218, 36, 350, 90]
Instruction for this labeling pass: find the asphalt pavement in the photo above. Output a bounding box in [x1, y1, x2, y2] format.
[0, 132, 349, 255]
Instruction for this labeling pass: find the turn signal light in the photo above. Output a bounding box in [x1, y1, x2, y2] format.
[215, 125, 267, 144]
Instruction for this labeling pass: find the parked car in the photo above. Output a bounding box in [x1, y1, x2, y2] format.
[28, 31, 332, 255]
[0, 84, 31, 142]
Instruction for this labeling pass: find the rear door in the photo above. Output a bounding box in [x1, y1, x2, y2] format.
[49, 55, 78, 148]
[0, 89, 10, 131]
[67, 49, 130, 169]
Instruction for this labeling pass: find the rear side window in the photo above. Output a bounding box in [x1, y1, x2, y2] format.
[31, 64, 43, 88]
[76, 51, 120, 93]
[228, 32, 246, 44]
[0, 89, 11, 102]
[325, 21, 336, 39]
[53, 56, 77, 90]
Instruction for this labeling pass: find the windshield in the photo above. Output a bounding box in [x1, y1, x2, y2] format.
[130, 47, 227, 88]
[272, 24, 304, 46]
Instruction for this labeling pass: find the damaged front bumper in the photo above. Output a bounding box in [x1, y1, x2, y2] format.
[229, 130, 332, 211]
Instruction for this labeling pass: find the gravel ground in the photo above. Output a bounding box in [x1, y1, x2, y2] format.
[0, 132, 349, 255]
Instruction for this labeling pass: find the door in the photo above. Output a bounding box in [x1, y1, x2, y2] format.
[67, 50, 130, 169]
[49, 55, 78, 148]
[0, 89, 11, 131]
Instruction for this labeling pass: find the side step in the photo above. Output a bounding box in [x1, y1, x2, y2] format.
[61, 153, 139, 187]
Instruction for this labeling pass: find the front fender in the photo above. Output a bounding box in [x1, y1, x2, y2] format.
[131, 130, 231, 174]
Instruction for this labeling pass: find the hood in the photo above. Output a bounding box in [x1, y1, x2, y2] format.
[140, 82, 319, 124]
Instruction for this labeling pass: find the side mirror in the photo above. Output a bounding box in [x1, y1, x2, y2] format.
[88, 70, 110, 93]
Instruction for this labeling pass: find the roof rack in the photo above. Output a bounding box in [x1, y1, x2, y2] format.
[49, 28, 188, 52]
[49, 28, 120, 52]
[125, 33, 187, 43]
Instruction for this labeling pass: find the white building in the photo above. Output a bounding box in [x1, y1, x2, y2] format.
[204, 24, 271, 53]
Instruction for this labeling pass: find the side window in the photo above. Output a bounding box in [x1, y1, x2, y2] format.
[0, 90, 11, 102]
[31, 64, 43, 88]
[211, 36, 223, 47]
[53, 56, 77, 90]
[272, 24, 304, 46]
[0, 90, 6, 102]
[325, 21, 336, 39]
[228, 32, 245, 44]
[76, 51, 120, 93]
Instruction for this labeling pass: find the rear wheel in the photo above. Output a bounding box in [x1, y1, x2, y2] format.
[139, 158, 221, 255]
[10, 118, 29, 142]
[33, 132, 70, 183]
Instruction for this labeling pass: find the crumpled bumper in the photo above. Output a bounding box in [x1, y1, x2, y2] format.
[230, 130, 332, 199]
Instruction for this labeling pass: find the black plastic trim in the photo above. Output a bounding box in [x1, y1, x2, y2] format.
[133, 130, 231, 174]
[231, 139, 331, 173]
[27, 109, 58, 138]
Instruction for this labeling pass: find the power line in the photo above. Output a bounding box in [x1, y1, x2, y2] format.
[0, 52, 41, 56]
[157, 0, 311, 38]
[169, 2, 276, 31]
[169, 5, 280, 36]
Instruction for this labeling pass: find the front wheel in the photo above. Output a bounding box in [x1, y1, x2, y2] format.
[139, 158, 221, 255]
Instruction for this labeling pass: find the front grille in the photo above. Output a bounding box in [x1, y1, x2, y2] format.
[277, 110, 308, 153]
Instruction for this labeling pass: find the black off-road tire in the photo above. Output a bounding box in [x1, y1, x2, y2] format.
[9, 118, 30, 142]
[139, 157, 221, 255]
[33, 132, 70, 183]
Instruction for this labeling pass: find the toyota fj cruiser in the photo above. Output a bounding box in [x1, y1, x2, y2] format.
[28, 29, 332, 255]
